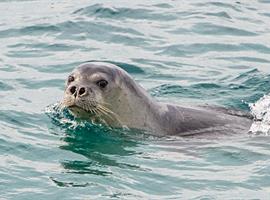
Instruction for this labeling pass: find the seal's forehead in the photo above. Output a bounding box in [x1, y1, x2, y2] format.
[73, 62, 120, 80]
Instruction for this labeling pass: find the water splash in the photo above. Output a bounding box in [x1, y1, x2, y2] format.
[249, 94, 270, 135]
[44, 103, 78, 129]
[44, 103, 149, 140]
[44, 102, 119, 135]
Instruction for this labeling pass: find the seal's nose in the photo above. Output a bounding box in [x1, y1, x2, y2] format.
[68, 85, 89, 98]
[78, 87, 86, 96]
[69, 86, 77, 96]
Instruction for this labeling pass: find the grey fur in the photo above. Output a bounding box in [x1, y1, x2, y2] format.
[62, 62, 253, 136]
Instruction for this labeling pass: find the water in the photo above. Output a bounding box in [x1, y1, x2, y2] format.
[1, 0, 270, 199]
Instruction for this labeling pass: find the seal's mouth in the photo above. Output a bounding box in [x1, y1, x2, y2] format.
[66, 104, 76, 109]
[61, 97, 97, 112]
[61, 99, 121, 126]
[64, 104, 98, 121]
[66, 103, 97, 114]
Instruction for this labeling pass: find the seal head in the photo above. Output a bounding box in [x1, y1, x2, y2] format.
[62, 62, 157, 129]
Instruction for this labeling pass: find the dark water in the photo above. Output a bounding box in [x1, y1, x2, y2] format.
[1, 0, 270, 199]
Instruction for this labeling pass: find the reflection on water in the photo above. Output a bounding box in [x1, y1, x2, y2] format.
[46, 104, 143, 177]
[59, 127, 141, 176]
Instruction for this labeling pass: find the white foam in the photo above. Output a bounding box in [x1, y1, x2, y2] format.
[249, 94, 270, 135]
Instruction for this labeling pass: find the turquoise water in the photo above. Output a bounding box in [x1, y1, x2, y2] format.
[1, 0, 270, 199]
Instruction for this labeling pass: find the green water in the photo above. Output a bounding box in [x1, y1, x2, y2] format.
[1, 0, 270, 199]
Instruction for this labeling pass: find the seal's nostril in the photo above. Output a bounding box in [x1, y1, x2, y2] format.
[79, 87, 86, 96]
[70, 86, 76, 95]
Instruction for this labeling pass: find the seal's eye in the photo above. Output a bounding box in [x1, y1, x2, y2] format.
[68, 75, 74, 83]
[96, 80, 108, 88]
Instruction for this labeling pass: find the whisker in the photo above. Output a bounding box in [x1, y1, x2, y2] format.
[100, 102, 111, 106]
[92, 109, 98, 115]
[97, 106, 113, 117]
[96, 106, 110, 116]
[96, 106, 114, 120]
[97, 105, 123, 126]
[58, 101, 65, 110]
[98, 105, 114, 114]
[65, 99, 124, 127]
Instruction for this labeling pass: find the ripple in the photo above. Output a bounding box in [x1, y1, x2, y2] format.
[73, 4, 177, 21]
[150, 84, 186, 96]
[241, 43, 270, 54]
[219, 56, 270, 63]
[8, 42, 95, 52]
[193, 2, 242, 12]
[0, 81, 14, 91]
[55, 20, 149, 46]
[158, 43, 245, 57]
[192, 23, 257, 36]
[21, 61, 82, 73]
[192, 83, 221, 89]
[0, 110, 45, 129]
[14, 78, 64, 89]
[0, 24, 59, 38]
[6, 50, 52, 58]
[50, 177, 96, 187]
[205, 11, 232, 19]
[202, 146, 268, 166]
[152, 3, 173, 9]
[258, 0, 270, 3]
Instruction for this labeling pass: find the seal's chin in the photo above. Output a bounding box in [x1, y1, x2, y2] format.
[66, 104, 96, 119]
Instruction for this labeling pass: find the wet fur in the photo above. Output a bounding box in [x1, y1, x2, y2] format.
[62, 62, 253, 136]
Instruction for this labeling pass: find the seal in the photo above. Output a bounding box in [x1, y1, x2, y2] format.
[62, 62, 253, 136]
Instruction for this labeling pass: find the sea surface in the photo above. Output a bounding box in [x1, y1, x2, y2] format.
[1, 0, 270, 199]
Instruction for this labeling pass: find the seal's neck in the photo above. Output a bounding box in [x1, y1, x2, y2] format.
[111, 77, 162, 133]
